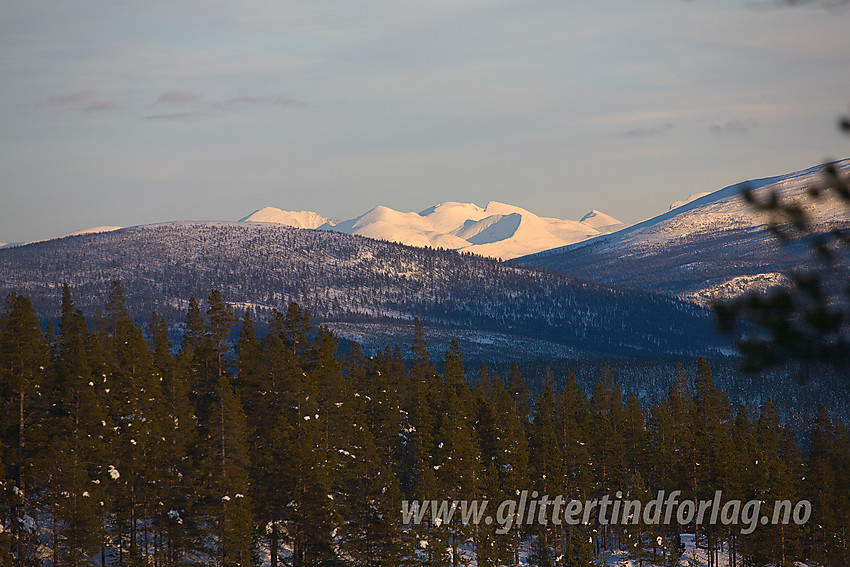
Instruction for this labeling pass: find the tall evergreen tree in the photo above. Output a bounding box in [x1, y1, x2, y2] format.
[806, 404, 837, 566]
[433, 342, 478, 567]
[99, 281, 165, 563]
[149, 311, 199, 565]
[203, 376, 253, 566]
[0, 293, 49, 564]
[42, 286, 111, 566]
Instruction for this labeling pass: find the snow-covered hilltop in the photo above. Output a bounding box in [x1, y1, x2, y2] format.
[0, 226, 123, 249]
[242, 201, 624, 260]
[64, 225, 123, 237]
[239, 208, 329, 229]
[519, 159, 850, 304]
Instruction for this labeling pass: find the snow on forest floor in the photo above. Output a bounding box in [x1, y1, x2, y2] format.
[253, 533, 813, 567]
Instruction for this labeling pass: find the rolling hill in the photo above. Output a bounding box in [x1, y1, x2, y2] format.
[0, 221, 724, 361]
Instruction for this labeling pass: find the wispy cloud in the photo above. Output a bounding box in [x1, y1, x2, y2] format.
[45, 90, 120, 114]
[155, 90, 202, 105]
[144, 111, 214, 122]
[708, 119, 757, 136]
[620, 123, 674, 139]
[223, 94, 307, 108]
[145, 91, 307, 122]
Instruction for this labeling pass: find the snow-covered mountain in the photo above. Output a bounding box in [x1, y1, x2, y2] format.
[241, 201, 624, 260]
[518, 160, 850, 305]
[579, 209, 624, 232]
[239, 208, 329, 229]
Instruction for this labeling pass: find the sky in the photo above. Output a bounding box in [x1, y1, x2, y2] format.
[1, 0, 849, 244]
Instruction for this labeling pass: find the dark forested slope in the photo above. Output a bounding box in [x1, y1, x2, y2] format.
[0, 221, 725, 359]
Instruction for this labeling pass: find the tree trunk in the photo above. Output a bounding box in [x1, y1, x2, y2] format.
[53, 505, 59, 567]
[271, 522, 278, 567]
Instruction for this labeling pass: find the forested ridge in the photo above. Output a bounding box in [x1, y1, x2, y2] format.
[0, 222, 724, 360]
[1, 285, 848, 567]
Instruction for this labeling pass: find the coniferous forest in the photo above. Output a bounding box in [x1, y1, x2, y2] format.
[1, 284, 849, 567]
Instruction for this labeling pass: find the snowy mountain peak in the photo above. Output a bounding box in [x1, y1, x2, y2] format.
[241, 207, 329, 229]
[239, 201, 623, 260]
[668, 192, 711, 211]
[578, 210, 624, 233]
[419, 201, 485, 216]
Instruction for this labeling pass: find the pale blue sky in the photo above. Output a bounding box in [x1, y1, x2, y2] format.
[1, 0, 848, 243]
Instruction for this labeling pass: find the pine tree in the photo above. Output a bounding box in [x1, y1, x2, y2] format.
[506, 363, 531, 424]
[748, 398, 804, 567]
[433, 342, 478, 567]
[805, 404, 837, 565]
[206, 290, 236, 380]
[277, 374, 335, 567]
[470, 366, 500, 567]
[0, 293, 49, 564]
[41, 286, 111, 566]
[830, 418, 850, 567]
[248, 327, 300, 567]
[264, 308, 336, 567]
[528, 370, 562, 566]
[623, 392, 648, 477]
[203, 376, 253, 566]
[474, 365, 529, 566]
[149, 311, 199, 565]
[99, 282, 166, 563]
[340, 345, 409, 566]
[725, 404, 757, 567]
[554, 370, 593, 567]
[399, 319, 440, 563]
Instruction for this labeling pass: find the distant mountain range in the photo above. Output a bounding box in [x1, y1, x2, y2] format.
[2, 159, 844, 356]
[2, 201, 623, 261]
[240, 202, 625, 260]
[517, 160, 850, 305]
[0, 221, 725, 361]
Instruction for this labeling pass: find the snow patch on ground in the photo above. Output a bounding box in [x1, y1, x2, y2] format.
[684, 272, 790, 306]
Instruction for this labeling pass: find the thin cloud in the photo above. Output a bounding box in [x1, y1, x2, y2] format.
[621, 123, 674, 139]
[223, 94, 308, 108]
[144, 92, 307, 123]
[144, 111, 215, 122]
[708, 119, 757, 136]
[46, 90, 120, 113]
[156, 90, 202, 105]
